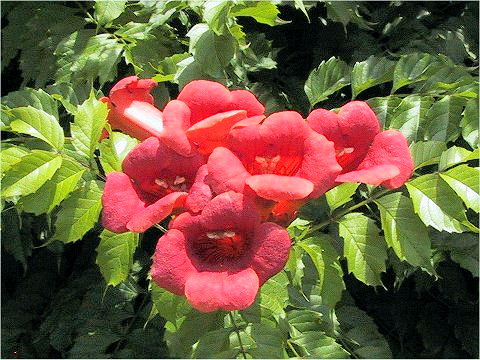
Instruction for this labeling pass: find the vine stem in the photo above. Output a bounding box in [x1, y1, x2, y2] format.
[286, 339, 301, 358]
[304, 188, 392, 236]
[229, 311, 247, 359]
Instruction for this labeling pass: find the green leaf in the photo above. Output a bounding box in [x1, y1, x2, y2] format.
[338, 213, 387, 286]
[9, 106, 64, 150]
[291, 331, 349, 358]
[55, 30, 123, 86]
[99, 132, 139, 174]
[460, 98, 479, 148]
[203, 0, 232, 35]
[0, 145, 29, 176]
[47, 82, 95, 114]
[351, 56, 395, 98]
[71, 94, 109, 159]
[258, 272, 289, 318]
[438, 146, 473, 171]
[325, 1, 372, 31]
[94, 0, 127, 25]
[165, 310, 224, 358]
[288, 309, 326, 335]
[424, 96, 465, 142]
[153, 52, 190, 83]
[432, 233, 478, 277]
[174, 57, 214, 89]
[325, 183, 359, 213]
[294, 0, 310, 22]
[19, 157, 86, 215]
[367, 96, 402, 128]
[336, 300, 392, 358]
[389, 95, 434, 142]
[1, 208, 31, 271]
[150, 282, 192, 327]
[230, 2, 280, 26]
[375, 193, 432, 268]
[298, 236, 345, 307]
[96, 230, 139, 287]
[247, 323, 286, 359]
[416, 57, 476, 94]
[406, 174, 469, 233]
[392, 53, 437, 93]
[52, 180, 103, 243]
[187, 24, 235, 78]
[2, 150, 62, 198]
[1, 88, 59, 120]
[305, 57, 351, 107]
[440, 165, 479, 213]
[2, 3, 86, 87]
[285, 245, 305, 287]
[409, 141, 447, 169]
[192, 328, 233, 359]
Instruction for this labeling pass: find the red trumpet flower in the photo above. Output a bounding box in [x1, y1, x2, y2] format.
[185, 111, 341, 224]
[307, 101, 414, 189]
[102, 137, 204, 233]
[161, 80, 265, 156]
[151, 192, 291, 312]
[100, 76, 165, 140]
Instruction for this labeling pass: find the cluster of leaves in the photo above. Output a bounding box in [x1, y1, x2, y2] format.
[1, 1, 478, 358]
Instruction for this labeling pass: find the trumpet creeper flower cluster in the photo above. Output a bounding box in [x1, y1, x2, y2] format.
[101, 77, 414, 312]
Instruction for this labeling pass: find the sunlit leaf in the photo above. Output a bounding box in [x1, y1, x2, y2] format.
[96, 230, 139, 287]
[52, 180, 103, 243]
[305, 57, 350, 107]
[338, 213, 387, 286]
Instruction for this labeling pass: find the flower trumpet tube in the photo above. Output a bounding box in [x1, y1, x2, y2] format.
[100, 76, 165, 141]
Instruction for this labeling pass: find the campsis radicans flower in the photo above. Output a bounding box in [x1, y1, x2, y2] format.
[101, 77, 265, 157]
[162, 80, 266, 155]
[151, 191, 291, 312]
[307, 101, 414, 189]
[102, 137, 205, 233]
[100, 76, 163, 140]
[185, 111, 342, 223]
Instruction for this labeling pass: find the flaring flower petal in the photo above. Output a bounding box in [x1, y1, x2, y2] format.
[123, 137, 204, 196]
[258, 111, 310, 155]
[337, 101, 380, 155]
[127, 192, 188, 233]
[200, 191, 261, 232]
[307, 101, 381, 171]
[102, 172, 145, 233]
[177, 80, 232, 125]
[184, 268, 259, 312]
[109, 76, 157, 106]
[246, 175, 314, 201]
[151, 229, 197, 295]
[228, 90, 265, 116]
[306, 108, 344, 146]
[296, 133, 342, 198]
[249, 222, 291, 284]
[336, 165, 400, 186]
[340, 129, 414, 188]
[186, 110, 247, 155]
[206, 147, 249, 194]
[231, 115, 265, 130]
[185, 165, 212, 213]
[160, 100, 193, 156]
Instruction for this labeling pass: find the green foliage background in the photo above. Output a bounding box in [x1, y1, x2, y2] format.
[1, 1, 478, 358]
